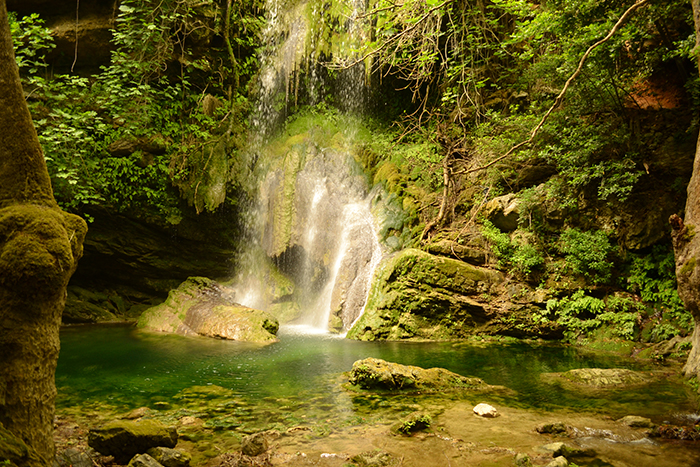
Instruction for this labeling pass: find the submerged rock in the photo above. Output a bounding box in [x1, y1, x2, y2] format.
[554, 368, 651, 388]
[241, 432, 269, 456]
[87, 419, 178, 464]
[391, 412, 432, 435]
[137, 277, 279, 342]
[348, 357, 487, 392]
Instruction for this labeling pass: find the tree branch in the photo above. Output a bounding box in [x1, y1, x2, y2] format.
[455, 0, 651, 176]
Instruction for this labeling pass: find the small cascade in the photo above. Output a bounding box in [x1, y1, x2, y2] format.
[229, 0, 382, 333]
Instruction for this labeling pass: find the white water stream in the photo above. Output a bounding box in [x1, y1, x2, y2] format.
[230, 0, 382, 333]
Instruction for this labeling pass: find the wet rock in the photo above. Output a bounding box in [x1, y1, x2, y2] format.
[241, 432, 269, 456]
[87, 419, 178, 464]
[539, 442, 595, 459]
[618, 415, 654, 428]
[545, 456, 568, 467]
[347, 249, 504, 340]
[473, 403, 499, 418]
[147, 447, 191, 467]
[348, 358, 487, 392]
[536, 422, 569, 434]
[128, 453, 164, 467]
[391, 412, 432, 435]
[137, 277, 279, 342]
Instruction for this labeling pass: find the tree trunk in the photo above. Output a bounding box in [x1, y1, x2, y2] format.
[671, 0, 700, 380]
[0, 1, 87, 463]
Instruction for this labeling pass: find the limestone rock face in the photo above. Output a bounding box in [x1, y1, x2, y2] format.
[137, 277, 279, 342]
[484, 194, 520, 232]
[348, 357, 486, 392]
[346, 249, 504, 340]
[87, 420, 178, 464]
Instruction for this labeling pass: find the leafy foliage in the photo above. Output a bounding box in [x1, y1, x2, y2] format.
[557, 228, 614, 284]
[9, 0, 264, 217]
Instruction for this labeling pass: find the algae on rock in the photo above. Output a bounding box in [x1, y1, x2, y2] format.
[347, 249, 504, 340]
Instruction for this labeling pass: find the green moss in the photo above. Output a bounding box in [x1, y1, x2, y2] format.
[679, 257, 696, 277]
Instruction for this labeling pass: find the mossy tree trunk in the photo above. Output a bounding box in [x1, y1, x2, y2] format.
[671, 0, 700, 381]
[0, 1, 87, 463]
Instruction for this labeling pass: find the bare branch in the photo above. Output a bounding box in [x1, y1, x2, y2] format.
[456, 0, 651, 176]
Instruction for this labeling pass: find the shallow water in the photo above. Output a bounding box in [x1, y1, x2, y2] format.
[56, 324, 697, 422]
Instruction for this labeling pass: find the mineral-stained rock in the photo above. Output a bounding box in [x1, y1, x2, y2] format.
[473, 403, 499, 418]
[147, 447, 191, 467]
[137, 277, 279, 342]
[348, 357, 487, 392]
[87, 419, 178, 464]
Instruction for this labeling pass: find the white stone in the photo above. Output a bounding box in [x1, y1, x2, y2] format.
[473, 403, 499, 418]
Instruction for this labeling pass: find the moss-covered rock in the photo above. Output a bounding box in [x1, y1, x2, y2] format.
[347, 358, 487, 392]
[137, 277, 279, 343]
[87, 419, 178, 464]
[346, 249, 504, 340]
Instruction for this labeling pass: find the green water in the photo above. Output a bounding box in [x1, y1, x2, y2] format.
[56, 324, 697, 424]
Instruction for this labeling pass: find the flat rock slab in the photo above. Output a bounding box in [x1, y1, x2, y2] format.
[348, 357, 487, 392]
[542, 368, 651, 389]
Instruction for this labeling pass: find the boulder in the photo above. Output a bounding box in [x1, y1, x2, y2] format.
[536, 422, 569, 434]
[87, 419, 178, 464]
[472, 403, 499, 418]
[391, 412, 432, 435]
[146, 447, 191, 467]
[346, 249, 504, 341]
[348, 358, 487, 392]
[137, 277, 279, 342]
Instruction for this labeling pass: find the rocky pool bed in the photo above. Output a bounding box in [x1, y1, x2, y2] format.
[49, 325, 700, 467]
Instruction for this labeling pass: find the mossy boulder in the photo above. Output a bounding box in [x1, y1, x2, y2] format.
[87, 419, 178, 464]
[137, 277, 279, 343]
[346, 249, 504, 340]
[348, 357, 487, 392]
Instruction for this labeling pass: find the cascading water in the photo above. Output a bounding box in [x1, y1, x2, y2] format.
[230, 0, 383, 333]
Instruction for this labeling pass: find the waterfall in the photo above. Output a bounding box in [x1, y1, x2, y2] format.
[230, 0, 383, 333]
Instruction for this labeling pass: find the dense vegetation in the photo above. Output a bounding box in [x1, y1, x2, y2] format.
[8, 0, 697, 353]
